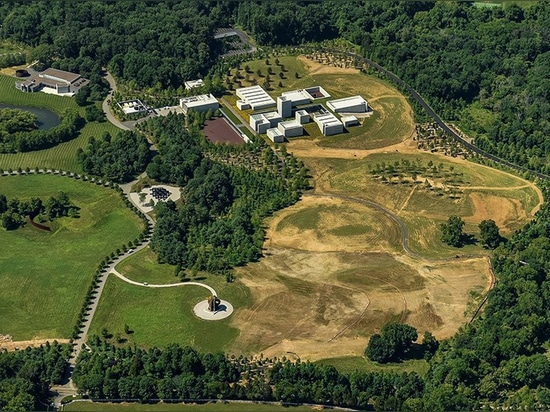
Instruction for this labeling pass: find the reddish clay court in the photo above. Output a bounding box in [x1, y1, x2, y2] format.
[203, 117, 244, 145]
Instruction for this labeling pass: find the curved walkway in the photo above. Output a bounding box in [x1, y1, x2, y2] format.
[110, 267, 216, 295]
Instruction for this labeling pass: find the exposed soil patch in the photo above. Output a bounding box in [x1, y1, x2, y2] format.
[0, 334, 70, 351]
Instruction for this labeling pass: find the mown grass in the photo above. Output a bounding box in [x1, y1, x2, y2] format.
[316, 356, 429, 376]
[115, 247, 179, 285]
[0, 174, 143, 339]
[89, 272, 250, 353]
[0, 121, 120, 173]
[65, 401, 316, 412]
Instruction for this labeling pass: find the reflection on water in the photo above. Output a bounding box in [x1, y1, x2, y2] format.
[0, 103, 61, 130]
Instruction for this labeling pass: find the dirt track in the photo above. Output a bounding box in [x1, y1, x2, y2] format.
[228, 56, 543, 362]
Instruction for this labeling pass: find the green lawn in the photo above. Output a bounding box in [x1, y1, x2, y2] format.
[116, 247, 179, 285]
[316, 356, 429, 376]
[65, 401, 316, 412]
[0, 121, 120, 173]
[89, 270, 250, 352]
[0, 174, 143, 339]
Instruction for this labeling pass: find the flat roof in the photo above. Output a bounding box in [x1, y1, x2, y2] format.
[263, 111, 281, 120]
[296, 109, 309, 116]
[281, 89, 311, 102]
[341, 115, 358, 122]
[184, 79, 204, 89]
[236, 85, 275, 108]
[327, 95, 368, 110]
[180, 93, 218, 107]
[279, 120, 302, 130]
[314, 112, 343, 127]
[39, 68, 81, 84]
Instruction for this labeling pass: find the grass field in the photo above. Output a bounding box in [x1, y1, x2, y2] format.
[316, 356, 429, 376]
[0, 121, 120, 173]
[89, 270, 250, 353]
[65, 401, 317, 412]
[0, 174, 143, 340]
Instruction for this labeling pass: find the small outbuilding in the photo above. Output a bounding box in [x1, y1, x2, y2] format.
[267, 127, 285, 143]
[341, 115, 359, 127]
[295, 109, 310, 124]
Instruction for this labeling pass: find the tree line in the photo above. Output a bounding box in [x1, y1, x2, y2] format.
[0, 109, 84, 153]
[0, 342, 70, 411]
[72, 337, 424, 410]
[0, 191, 78, 230]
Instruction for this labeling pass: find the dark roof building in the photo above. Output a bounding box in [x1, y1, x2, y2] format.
[16, 68, 89, 95]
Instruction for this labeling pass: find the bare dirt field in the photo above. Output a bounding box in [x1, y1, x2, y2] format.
[224, 55, 542, 362]
[0, 334, 70, 351]
[203, 117, 244, 145]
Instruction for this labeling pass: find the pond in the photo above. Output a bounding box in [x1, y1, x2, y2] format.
[0, 103, 61, 130]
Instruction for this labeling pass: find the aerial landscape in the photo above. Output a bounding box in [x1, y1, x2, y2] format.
[0, 1, 550, 411]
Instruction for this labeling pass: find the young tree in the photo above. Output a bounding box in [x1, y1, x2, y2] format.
[440, 215, 465, 247]
[479, 219, 502, 249]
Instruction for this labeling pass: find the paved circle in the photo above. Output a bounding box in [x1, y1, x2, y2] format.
[193, 300, 234, 320]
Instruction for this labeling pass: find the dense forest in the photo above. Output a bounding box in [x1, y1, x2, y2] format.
[76, 130, 151, 183]
[0, 342, 70, 411]
[142, 113, 307, 275]
[0, 1, 235, 89]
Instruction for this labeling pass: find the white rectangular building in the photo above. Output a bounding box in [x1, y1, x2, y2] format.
[327, 95, 369, 113]
[267, 127, 285, 143]
[314, 112, 343, 136]
[341, 115, 359, 127]
[281, 89, 312, 106]
[236, 85, 276, 110]
[179, 94, 219, 114]
[249, 111, 282, 133]
[295, 109, 310, 124]
[277, 120, 303, 138]
[184, 79, 204, 90]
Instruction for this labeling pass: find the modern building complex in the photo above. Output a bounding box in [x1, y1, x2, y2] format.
[281, 89, 312, 106]
[327, 95, 369, 113]
[179, 94, 219, 114]
[314, 112, 344, 136]
[184, 79, 204, 90]
[249, 111, 282, 133]
[236, 85, 276, 110]
[15, 68, 88, 95]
